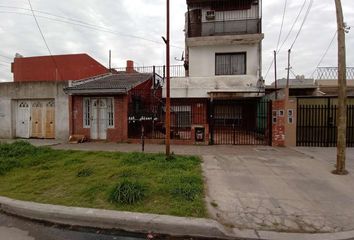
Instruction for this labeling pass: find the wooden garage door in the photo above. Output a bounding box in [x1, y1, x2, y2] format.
[31, 101, 43, 138]
[45, 101, 55, 139]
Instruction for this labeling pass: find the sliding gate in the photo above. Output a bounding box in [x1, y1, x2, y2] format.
[297, 97, 354, 147]
[210, 99, 272, 145]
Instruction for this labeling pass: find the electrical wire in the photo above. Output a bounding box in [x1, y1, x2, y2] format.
[0, 6, 184, 49]
[278, 0, 307, 52]
[310, 30, 337, 78]
[264, 0, 308, 80]
[27, 0, 63, 80]
[276, 0, 288, 51]
[289, 0, 314, 50]
[0, 54, 12, 60]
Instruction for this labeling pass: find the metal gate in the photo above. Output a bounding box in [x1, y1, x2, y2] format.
[297, 97, 354, 147]
[210, 99, 271, 145]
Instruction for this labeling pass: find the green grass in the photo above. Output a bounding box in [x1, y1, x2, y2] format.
[0, 141, 206, 218]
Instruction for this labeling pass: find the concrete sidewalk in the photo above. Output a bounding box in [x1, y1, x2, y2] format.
[203, 147, 354, 233]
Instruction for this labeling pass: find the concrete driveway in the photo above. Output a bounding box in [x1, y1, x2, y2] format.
[203, 147, 354, 233]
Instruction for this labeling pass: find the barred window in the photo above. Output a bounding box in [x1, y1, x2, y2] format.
[171, 106, 192, 128]
[107, 98, 114, 127]
[83, 98, 90, 128]
[215, 53, 246, 75]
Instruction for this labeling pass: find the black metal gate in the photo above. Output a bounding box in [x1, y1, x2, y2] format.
[210, 99, 271, 145]
[297, 98, 354, 147]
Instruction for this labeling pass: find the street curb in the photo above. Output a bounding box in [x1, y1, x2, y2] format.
[0, 196, 237, 239]
[1, 196, 354, 240]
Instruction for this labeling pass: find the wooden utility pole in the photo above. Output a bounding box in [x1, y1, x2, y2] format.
[165, 0, 171, 156]
[333, 0, 348, 175]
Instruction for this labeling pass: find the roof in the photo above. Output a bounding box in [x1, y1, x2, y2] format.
[64, 73, 152, 95]
[12, 53, 109, 82]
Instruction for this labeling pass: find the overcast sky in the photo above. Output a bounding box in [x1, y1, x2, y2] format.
[0, 0, 353, 83]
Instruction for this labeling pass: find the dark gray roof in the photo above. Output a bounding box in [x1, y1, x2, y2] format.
[64, 73, 152, 95]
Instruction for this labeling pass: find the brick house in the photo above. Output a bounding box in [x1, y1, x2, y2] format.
[0, 53, 110, 140]
[64, 71, 162, 142]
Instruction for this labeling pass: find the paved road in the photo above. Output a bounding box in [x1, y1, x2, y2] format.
[0, 212, 144, 240]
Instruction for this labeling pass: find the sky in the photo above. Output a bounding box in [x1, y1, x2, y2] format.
[0, 0, 353, 83]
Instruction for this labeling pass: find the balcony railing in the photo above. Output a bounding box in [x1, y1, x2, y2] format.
[316, 67, 354, 80]
[188, 18, 261, 38]
[113, 65, 186, 78]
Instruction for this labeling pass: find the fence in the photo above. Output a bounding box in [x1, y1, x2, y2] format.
[189, 18, 261, 37]
[114, 65, 186, 78]
[210, 99, 271, 145]
[297, 99, 354, 147]
[128, 96, 208, 141]
[316, 67, 354, 80]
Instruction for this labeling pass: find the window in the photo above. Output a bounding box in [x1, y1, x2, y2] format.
[171, 106, 191, 128]
[107, 98, 114, 128]
[83, 98, 90, 128]
[215, 53, 246, 75]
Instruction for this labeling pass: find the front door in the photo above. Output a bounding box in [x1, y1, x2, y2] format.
[91, 99, 108, 140]
[16, 101, 30, 138]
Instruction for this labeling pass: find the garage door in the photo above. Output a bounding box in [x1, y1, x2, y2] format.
[16, 100, 55, 139]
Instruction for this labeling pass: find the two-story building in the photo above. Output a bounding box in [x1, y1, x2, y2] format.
[161, 0, 269, 145]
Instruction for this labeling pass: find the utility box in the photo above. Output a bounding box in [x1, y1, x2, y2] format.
[195, 127, 205, 142]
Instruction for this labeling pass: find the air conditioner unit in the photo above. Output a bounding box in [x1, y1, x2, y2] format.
[206, 10, 215, 20]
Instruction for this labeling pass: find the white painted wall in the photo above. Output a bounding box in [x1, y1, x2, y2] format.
[0, 81, 69, 140]
[189, 43, 260, 82]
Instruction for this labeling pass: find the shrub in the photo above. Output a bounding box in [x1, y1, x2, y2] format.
[169, 175, 203, 201]
[0, 141, 37, 159]
[77, 168, 93, 177]
[109, 180, 146, 205]
[0, 159, 21, 175]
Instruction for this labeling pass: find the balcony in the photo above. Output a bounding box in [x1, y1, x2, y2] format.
[188, 18, 261, 38]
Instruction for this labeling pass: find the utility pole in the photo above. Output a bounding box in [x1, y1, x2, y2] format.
[333, 0, 348, 175]
[274, 50, 278, 100]
[165, 0, 171, 156]
[285, 49, 291, 101]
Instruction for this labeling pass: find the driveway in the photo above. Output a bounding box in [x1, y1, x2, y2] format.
[203, 147, 354, 233]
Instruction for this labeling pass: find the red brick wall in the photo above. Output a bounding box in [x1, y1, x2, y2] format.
[72, 96, 90, 138]
[71, 95, 128, 142]
[272, 100, 286, 147]
[107, 96, 128, 142]
[12, 54, 108, 82]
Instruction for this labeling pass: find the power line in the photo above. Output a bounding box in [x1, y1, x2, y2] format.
[289, 0, 314, 50]
[276, 0, 288, 51]
[264, 0, 308, 79]
[0, 6, 184, 49]
[278, 0, 307, 52]
[27, 1, 54, 57]
[310, 30, 337, 78]
[27, 0, 63, 80]
[0, 54, 12, 60]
